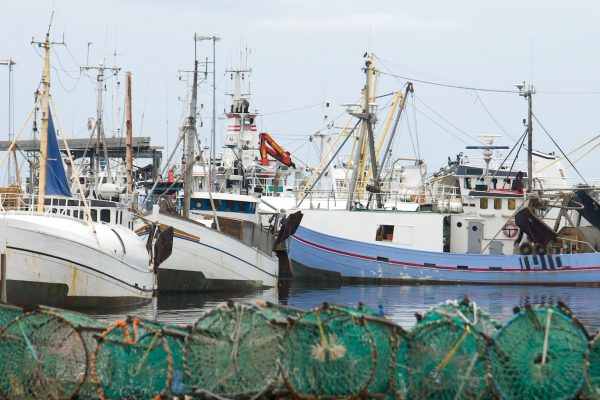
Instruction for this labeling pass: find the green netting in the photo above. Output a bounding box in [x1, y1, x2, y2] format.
[37, 306, 107, 399]
[138, 319, 193, 396]
[37, 305, 107, 329]
[408, 319, 491, 399]
[91, 317, 173, 399]
[281, 304, 377, 399]
[490, 304, 588, 400]
[0, 311, 88, 399]
[419, 298, 501, 338]
[393, 329, 410, 399]
[256, 301, 304, 324]
[184, 301, 282, 398]
[0, 303, 23, 331]
[362, 313, 409, 399]
[585, 333, 600, 399]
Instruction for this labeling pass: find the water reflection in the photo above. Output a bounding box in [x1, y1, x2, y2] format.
[74, 282, 600, 333]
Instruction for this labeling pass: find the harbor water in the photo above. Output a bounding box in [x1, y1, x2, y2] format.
[82, 281, 600, 333]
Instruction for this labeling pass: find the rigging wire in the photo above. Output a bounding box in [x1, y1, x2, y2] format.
[32, 45, 83, 93]
[411, 91, 422, 161]
[51, 47, 80, 80]
[405, 101, 472, 146]
[261, 102, 325, 116]
[473, 92, 516, 141]
[532, 113, 588, 185]
[413, 95, 485, 145]
[404, 104, 419, 161]
[378, 70, 518, 93]
[490, 128, 528, 186]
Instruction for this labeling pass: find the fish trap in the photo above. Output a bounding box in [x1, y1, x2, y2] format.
[585, 332, 600, 399]
[418, 297, 501, 338]
[91, 317, 174, 400]
[0, 303, 23, 331]
[184, 301, 282, 399]
[490, 304, 589, 400]
[0, 310, 88, 399]
[281, 303, 377, 399]
[138, 319, 193, 397]
[255, 300, 304, 324]
[408, 309, 492, 399]
[37, 305, 107, 399]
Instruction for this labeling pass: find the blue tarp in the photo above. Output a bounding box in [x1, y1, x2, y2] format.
[45, 109, 71, 196]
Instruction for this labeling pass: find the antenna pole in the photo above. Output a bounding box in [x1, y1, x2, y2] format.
[125, 71, 133, 197]
[183, 59, 199, 219]
[527, 91, 532, 191]
[193, 34, 220, 190]
[0, 59, 16, 184]
[80, 62, 121, 191]
[518, 83, 535, 192]
[212, 37, 217, 191]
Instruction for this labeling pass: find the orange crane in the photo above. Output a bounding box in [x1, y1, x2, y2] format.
[259, 132, 296, 168]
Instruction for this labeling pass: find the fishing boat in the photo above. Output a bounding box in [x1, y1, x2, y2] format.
[186, 67, 297, 226]
[287, 54, 600, 286]
[136, 50, 278, 291]
[0, 31, 165, 306]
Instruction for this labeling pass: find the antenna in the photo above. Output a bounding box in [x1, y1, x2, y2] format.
[47, 10, 55, 36]
[530, 38, 534, 86]
[86, 42, 93, 65]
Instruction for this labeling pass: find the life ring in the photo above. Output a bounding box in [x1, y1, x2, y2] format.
[502, 221, 519, 238]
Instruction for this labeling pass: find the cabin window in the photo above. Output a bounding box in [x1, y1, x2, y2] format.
[91, 209, 98, 221]
[508, 199, 516, 210]
[464, 178, 472, 190]
[480, 198, 488, 209]
[494, 198, 502, 210]
[101, 209, 111, 223]
[375, 225, 394, 242]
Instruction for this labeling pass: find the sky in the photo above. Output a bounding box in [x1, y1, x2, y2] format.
[2, 0, 600, 185]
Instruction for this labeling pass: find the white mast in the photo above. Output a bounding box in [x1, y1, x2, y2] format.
[0, 59, 16, 184]
[80, 63, 121, 192]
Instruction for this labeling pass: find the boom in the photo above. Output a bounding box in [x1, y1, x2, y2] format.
[259, 132, 296, 168]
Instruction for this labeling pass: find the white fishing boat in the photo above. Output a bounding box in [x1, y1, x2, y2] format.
[136, 206, 277, 290]
[287, 54, 600, 286]
[0, 31, 165, 306]
[137, 49, 278, 291]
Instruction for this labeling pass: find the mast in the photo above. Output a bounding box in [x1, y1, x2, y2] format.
[183, 60, 199, 218]
[193, 35, 220, 190]
[526, 87, 533, 192]
[80, 63, 121, 192]
[346, 54, 375, 210]
[32, 31, 64, 212]
[125, 71, 133, 196]
[517, 82, 535, 192]
[0, 59, 16, 184]
[211, 38, 217, 191]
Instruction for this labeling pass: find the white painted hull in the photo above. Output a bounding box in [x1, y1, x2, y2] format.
[137, 211, 278, 291]
[1, 213, 154, 302]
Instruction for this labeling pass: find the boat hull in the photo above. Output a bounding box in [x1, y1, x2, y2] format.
[2, 214, 154, 305]
[138, 212, 278, 292]
[289, 226, 600, 286]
